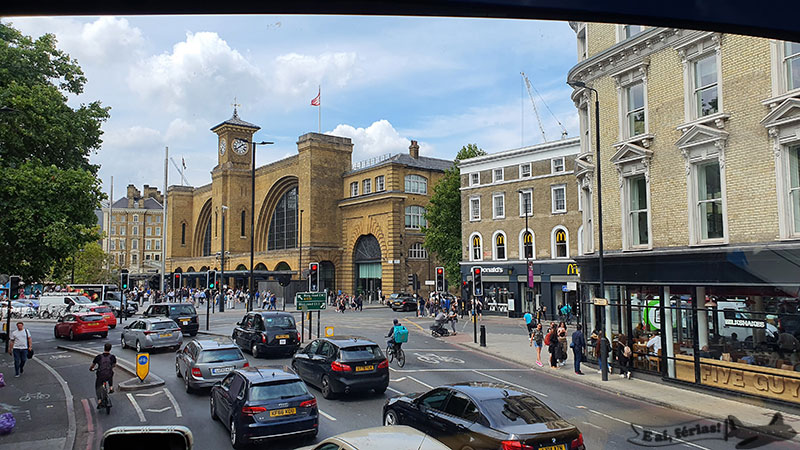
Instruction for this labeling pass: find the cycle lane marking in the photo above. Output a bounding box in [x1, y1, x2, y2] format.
[406, 376, 433, 389]
[125, 393, 147, 422]
[162, 388, 183, 418]
[33, 355, 77, 450]
[318, 410, 337, 421]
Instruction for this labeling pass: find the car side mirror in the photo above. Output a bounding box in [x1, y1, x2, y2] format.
[236, 321, 242, 326]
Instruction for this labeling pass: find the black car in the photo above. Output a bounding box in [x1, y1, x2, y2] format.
[143, 302, 199, 336]
[233, 311, 301, 357]
[390, 294, 418, 312]
[383, 382, 585, 450]
[291, 336, 389, 399]
[210, 366, 318, 448]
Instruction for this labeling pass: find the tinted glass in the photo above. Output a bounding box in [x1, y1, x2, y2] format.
[74, 296, 92, 304]
[169, 305, 197, 315]
[420, 389, 450, 411]
[79, 314, 104, 322]
[198, 348, 245, 363]
[262, 315, 295, 329]
[249, 380, 308, 401]
[93, 306, 112, 313]
[151, 322, 179, 331]
[482, 395, 561, 426]
[443, 392, 471, 417]
[339, 345, 383, 362]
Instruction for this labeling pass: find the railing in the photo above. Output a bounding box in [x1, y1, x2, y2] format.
[351, 153, 392, 171]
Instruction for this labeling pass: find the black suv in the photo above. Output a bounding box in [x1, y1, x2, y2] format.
[144, 303, 199, 336]
[389, 293, 417, 312]
[233, 311, 301, 358]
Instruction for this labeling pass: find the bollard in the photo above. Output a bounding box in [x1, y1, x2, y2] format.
[479, 325, 486, 347]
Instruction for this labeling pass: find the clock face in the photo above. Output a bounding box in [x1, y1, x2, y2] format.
[219, 138, 227, 155]
[233, 139, 248, 155]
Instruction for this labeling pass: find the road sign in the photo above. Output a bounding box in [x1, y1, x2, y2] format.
[136, 353, 150, 382]
[295, 292, 327, 311]
[593, 297, 609, 306]
[324, 326, 335, 337]
[424, 280, 435, 286]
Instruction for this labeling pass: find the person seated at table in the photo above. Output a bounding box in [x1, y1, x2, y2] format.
[699, 345, 712, 358]
[646, 333, 661, 355]
[727, 332, 743, 351]
[633, 323, 646, 340]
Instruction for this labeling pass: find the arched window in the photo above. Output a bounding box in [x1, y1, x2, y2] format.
[240, 210, 246, 237]
[268, 187, 298, 250]
[519, 229, 535, 260]
[470, 233, 482, 261]
[404, 175, 428, 194]
[552, 226, 569, 258]
[202, 219, 212, 256]
[405, 206, 427, 229]
[493, 231, 507, 260]
[181, 223, 186, 245]
[408, 243, 427, 259]
[133, 214, 139, 222]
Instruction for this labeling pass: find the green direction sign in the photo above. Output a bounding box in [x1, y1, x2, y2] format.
[295, 292, 327, 311]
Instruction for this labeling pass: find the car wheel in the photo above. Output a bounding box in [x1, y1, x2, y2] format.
[321, 375, 334, 399]
[210, 395, 219, 421]
[100, 332, 108, 338]
[69, 329, 75, 341]
[121, 335, 127, 349]
[54, 328, 59, 339]
[251, 343, 260, 358]
[136, 340, 142, 353]
[230, 420, 243, 449]
[384, 408, 400, 426]
[176, 361, 182, 378]
[184, 371, 193, 394]
[189, 332, 197, 337]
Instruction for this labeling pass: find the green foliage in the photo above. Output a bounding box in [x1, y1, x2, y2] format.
[50, 241, 117, 284]
[424, 144, 486, 290]
[0, 23, 109, 282]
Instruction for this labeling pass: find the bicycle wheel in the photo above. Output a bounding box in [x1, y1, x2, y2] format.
[386, 345, 394, 363]
[397, 349, 406, 368]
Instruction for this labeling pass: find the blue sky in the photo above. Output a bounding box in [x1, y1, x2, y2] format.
[5, 15, 579, 197]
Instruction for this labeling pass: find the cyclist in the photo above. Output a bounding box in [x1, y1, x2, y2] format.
[90, 343, 117, 408]
[386, 319, 403, 355]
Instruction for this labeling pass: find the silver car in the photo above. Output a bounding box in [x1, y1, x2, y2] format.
[121, 318, 183, 353]
[175, 337, 248, 393]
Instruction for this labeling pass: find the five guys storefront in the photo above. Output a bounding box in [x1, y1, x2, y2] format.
[576, 243, 800, 406]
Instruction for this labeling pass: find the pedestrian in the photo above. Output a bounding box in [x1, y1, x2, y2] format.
[8, 322, 33, 377]
[532, 323, 544, 367]
[595, 330, 612, 374]
[557, 321, 568, 366]
[474, 297, 483, 321]
[524, 311, 534, 345]
[617, 334, 632, 379]
[547, 325, 559, 369]
[418, 297, 426, 317]
[571, 324, 586, 375]
[447, 308, 458, 334]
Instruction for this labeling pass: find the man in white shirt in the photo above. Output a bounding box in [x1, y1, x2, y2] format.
[646, 334, 662, 355]
[8, 322, 32, 377]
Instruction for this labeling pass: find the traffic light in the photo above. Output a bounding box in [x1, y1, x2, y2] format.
[471, 266, 483, 297]
[308, 262, 319, 292]
[435, 267, 445, 292]
[207, 270, 216, 289]
[120, 271, 129, 290]
[407, 273, 414, 287]
[173, 272, 182, 289]
[9, 276, 20, 300]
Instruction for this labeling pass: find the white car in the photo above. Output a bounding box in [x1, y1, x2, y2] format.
[297, 425, 449, 450]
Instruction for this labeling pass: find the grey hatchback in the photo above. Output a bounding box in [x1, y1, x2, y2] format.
[176, 337, 249, 393]
[121, 318, 184, 353]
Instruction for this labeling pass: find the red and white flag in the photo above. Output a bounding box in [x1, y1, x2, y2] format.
[311, 90, 320, 106]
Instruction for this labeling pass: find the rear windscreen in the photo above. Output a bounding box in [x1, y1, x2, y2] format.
[80, 314, 104, 322]
[169, 305, 196, 315]
[151, 322, 179, 331]
[481, 395, 561, 426]
[340, 345, 383, 362]
[198, 348, 244, 363]
[249, 380, 308, 401]
[263, 316, 295, 329]
[93, 307, 112, 313]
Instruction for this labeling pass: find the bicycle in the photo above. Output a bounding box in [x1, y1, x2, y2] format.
[90, 368, 112, 415]
[385, 343, 406, 368]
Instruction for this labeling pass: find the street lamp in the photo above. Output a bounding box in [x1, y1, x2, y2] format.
[518, 189, 533, 312]
[568, 79, 607, 381]
[220, 205, 228, 312]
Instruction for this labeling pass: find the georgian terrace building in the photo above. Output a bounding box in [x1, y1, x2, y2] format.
[568, 22, 800, 404]
[458, 137, 581, 317]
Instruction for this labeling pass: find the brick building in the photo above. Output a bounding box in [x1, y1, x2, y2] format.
[102, 185, 164, 275]
[568, 23, 800, 404]
[458, 137, 581, 317]
[164, 109, 449, 300]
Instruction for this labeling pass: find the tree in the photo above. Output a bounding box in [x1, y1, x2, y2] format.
[51, 240, 117, 285]
[424, 144, 486, 290]
[0, 23, 110, 281]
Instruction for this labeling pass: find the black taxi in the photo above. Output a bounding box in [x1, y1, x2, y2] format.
[232, 311, 301, 358]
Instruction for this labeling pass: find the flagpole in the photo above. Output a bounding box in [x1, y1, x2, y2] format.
[318, 85, 321, 134]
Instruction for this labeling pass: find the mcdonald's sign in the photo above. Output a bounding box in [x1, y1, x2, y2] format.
[556, 230, 567, 244]
[567, 263, 579, 275]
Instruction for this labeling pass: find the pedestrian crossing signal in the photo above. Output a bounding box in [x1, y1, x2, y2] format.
[207, 270, 216, 289]
[308, 262, 320, 292]
[435, 267, 445, 292]
[173, 273, 182, 289]
[120, 271, 129, 290]
[471, 266, 483, 297]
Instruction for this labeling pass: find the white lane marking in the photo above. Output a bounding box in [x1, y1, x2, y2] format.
[135, 392, 162, 397]
[581, 421, 603, 430]
[391, 377, 407, 382]
[145, 407, 172, 413]
[587, 409, 709, 450]
[33, 351, 68, 357]
[472, 370, 548, 398]
[387, 386, 405, 395]
[401, 349, 465, 352]
[407, 376, 433, 389]
[318, 410, 337, 421]
[35, 356, 76, 450]
[390, 368, 532, 373]
[163, 388, 183, 418]
[126, 393, 147, 422]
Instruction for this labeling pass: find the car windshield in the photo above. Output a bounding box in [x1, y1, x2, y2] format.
[198, 348, 244, 363]
[169, 305, 196, 315]
[106, 292, 121, 301]
[93, 306, 112, 313]
[151, 322, 178, 331]
[79, 314, 104, 322]
[73, 296, 92, 304]
[263, 316, 295, 329]
[482, 395, 561, 426]
[249, 380, 308, 401]
[340, 345, 383, 362]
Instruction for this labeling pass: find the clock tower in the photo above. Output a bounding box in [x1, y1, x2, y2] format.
[210, 107, 260, 168]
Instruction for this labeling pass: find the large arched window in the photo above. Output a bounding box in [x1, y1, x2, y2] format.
[470, 233, 483, 261]
[202, 219, 212, 256]
[493, 231, 507, 260]
[268, 187, 298, 250]
[405, 206, 427, 229]
[404, 175, 428, 194]
[408, 243, 427, 259]
[519, 229, 535, 260]
[552, 226, 569, 259]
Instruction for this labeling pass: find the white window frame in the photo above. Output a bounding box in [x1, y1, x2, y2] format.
[350, 181, 359, 197]
[120, 227, 126, 236]
[404, 175, 428, 194]
[622, 81, 647, 139]
[469, 196, 481, 221]
[145, 239, 152, 250]
[375, 175, 385, 192]
[576, 23, 588, 62]
[133, 214, 139, 223]
[621, 173, 652, 250]
[781, 144, 800, 238]
[132, 239, 138, 250]
[145, 254, 151, 261]
[577, 225, 584, 256]
[408, 243, 428, 260]
[405, 206, 427, 230]
[469, 232, 483, 262]
[518, 228, 535, 260]
[119, 239, 125, 250]
[155, 254, 160, 261]
[156, 215, 161, 223]
[146, 227, 152, 236]
[769, 40, 800, 98]
[132, 226, 138, 235]
[492, 230, 507, 261]
[551, 226, 570, 259]
[551, 157, 565, 174]
[551, 185, 567, 214]
[493, 168, 504, 183]
[492, 193, 505, 219]
[518, 189, 533, 217]
[155, 227, 161, 236]
[146, 215, 152, 223]
[519, 163, 531, 178]
[363, 178, 372, 195]
[470, 173, 480, 186]
[110, 225, 116, 235]
[155, 240, 161, 250]
[687, 156, 728, 245]
[110, 240, 116, 250]
[678, 35, 723, 123]
[131, 254, 137, 264]
[579, 102, 591, 154]
[580, 184, 594, 254]
[616, 24, 644, 42]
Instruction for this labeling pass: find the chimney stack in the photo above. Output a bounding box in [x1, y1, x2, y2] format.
[126, 184, 140, 208]
[409, 140, 420, 159]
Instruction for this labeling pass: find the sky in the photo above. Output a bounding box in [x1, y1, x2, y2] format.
[4, 15, 580, 199]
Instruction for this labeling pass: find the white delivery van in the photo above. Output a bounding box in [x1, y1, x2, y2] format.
[38, 293, 94, 316]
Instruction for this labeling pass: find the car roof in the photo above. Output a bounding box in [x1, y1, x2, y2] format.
[448, 382, 528, 401]
[140, 317, 177, 324]
[194, 337, 237, 350]
[72, 312, 103, 318]
[252, 311, 293, 317]
[155, 302, 194, 307]
[321, 336, 378, 348]
[329, 426, 449, 450]
[236, 366, 299, 384]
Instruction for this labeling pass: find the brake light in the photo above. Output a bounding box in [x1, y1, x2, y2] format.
[191, 368, 202, 378]
[241, 406, 267, 415]
[378, 359, 388, 369]
[143, 330, 156, 335]
[331, 361, 352, 372]
[296, 332, 301, 341]
[261, 334, 267, 343]
[501, 441, 534, 450]
[243, 362, 249, 368]
[570, 433, 584, 450]
[300, 398, 317, 408]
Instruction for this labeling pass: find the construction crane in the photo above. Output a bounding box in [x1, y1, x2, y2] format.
[169, 157, 189, 185]
[521, 72, 569, 143]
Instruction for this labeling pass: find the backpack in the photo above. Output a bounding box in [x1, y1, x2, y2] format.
[544, 332, 551, 346]
[97, 354, 114, 379]
[393, 325, 409, 343]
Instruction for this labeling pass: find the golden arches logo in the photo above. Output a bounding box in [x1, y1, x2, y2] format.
[523, 232, 533, 244]
[496, 234, 505, 245]
[556, 230, 566, 243]
[567, 263, 579, 275]
[472, 235, 481, 247]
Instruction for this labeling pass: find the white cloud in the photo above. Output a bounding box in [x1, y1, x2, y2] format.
[271, 52, 359, 97]
[329, 119, 432, 162]
[164, 118, 198, 142]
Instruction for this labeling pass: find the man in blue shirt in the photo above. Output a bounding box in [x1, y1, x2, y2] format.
[571, 324, 586, 375]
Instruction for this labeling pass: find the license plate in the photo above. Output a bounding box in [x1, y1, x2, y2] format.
[269, 407, 296, 417]
[160, 333, 172, 338]
[539, 445, 565, 450]
[211, 366, 233, 375]
[181, 320, 189, 324]
[276, 334, 290, 339]
[355, 365, 374, 372]
[89, 322, 100, 326]
[279, 339, 286, 345]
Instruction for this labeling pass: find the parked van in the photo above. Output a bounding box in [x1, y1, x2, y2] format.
[38, 293, 94, 317]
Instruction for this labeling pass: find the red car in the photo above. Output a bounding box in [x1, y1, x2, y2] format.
[54, 312, 109, 340]
[88, 305, 117, 329]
